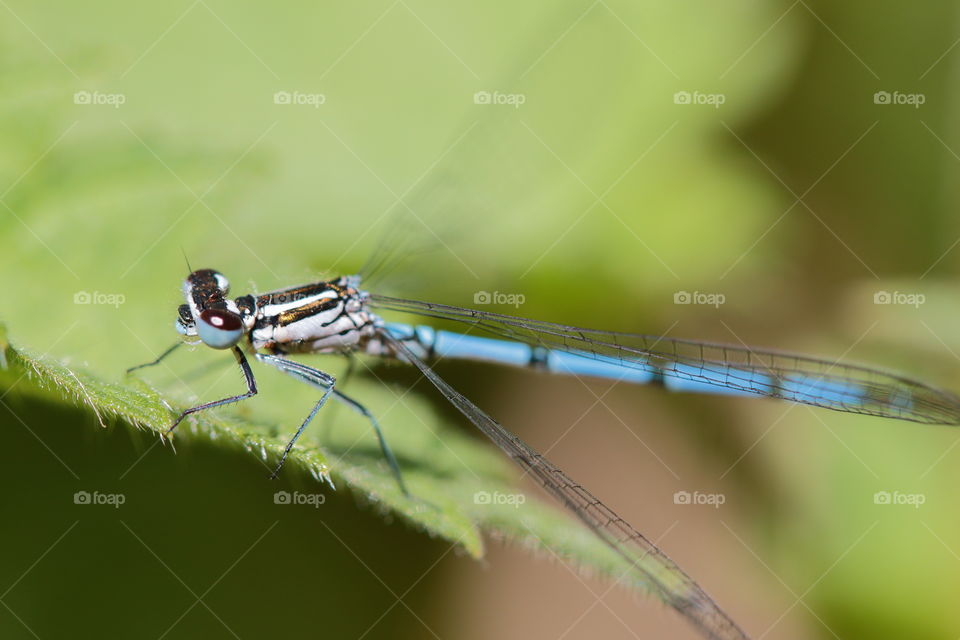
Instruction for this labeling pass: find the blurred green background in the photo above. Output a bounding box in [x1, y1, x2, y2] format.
[3, 0, 960, 638]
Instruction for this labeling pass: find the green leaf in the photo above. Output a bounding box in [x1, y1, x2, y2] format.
[0, 328, 638, 582]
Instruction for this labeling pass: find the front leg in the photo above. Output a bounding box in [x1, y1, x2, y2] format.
[167, 347, 258, 434]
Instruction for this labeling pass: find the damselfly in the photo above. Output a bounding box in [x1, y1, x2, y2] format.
[129, 266, 960, 640]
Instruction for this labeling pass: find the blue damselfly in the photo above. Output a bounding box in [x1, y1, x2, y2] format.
[128, 266, 960, 640]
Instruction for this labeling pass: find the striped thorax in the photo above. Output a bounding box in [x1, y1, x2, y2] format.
[246, 276, 379, 353]
[176, 270, 381, 355]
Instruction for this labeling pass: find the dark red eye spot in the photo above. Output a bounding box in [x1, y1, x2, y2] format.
[200, 309, 242, 330]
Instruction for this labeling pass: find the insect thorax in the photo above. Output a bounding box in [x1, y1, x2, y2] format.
[246, 277, 380, 354]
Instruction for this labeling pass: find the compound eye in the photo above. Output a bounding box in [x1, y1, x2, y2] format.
[197, 309, 244, 349]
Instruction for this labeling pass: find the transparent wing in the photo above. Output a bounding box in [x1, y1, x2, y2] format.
[371, 296, 960, 424]
[381, 329, 750, 640]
